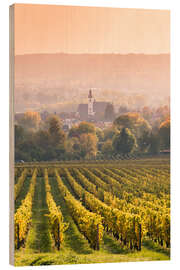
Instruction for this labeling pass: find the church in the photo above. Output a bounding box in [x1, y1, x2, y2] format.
[77, 90, 110, 121]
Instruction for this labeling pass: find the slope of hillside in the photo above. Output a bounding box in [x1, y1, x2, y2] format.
[14, 53, 170, 112]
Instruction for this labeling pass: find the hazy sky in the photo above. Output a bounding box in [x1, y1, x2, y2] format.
[14, 4, 170, 55]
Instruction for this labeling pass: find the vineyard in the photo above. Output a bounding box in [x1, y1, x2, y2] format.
[14, 157, 170, 266]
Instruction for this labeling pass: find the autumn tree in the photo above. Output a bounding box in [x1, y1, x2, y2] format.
[47, 115, 65, 147]
[79, 133, 97, 159]
[19, 111, 41, 130]
[101, 140, 113, 157]
[112, 128, 136, 154]
[68, 122, 96, 138]
[15, 128, 43, 161]
[103, 127, 118, 141]
[137, 130, 151, 152]
[15, 125, 27, 161]
[114, 112, 151, 139]
[15, 125, 25, 147]
[159, 119, 170, 149]
[67, 122, 97, 159]
[148, 132, 160, 154]
[67, 133, 97, 159]
[96, 128, 104, 151]
[64, 137, 79, 160]
[96, 128, 104, 142]
[35, 130, 50, 149]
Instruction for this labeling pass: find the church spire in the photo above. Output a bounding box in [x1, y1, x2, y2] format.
[88, 89, 94, 117]
[88, 89, 93, 99]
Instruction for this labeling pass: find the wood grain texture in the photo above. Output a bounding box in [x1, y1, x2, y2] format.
[9, 4, 15, 266]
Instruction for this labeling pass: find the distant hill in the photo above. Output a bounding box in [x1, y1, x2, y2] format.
[14, 53, 170, 113]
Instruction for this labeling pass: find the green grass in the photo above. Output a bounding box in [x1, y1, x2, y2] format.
[22, 177, 53, 253]
[14, 243, 170, 266]
[15, 232, 170, 265]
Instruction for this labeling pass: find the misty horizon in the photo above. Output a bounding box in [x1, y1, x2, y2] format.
[14, 4, 170, 114]
[14, 53, 170, 114]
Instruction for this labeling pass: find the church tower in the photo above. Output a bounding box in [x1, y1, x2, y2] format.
[88, 89, 94, 117]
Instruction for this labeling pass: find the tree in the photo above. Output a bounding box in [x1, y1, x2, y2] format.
[64, 138, 79, 160]
[17, 131, 43, 161]
[35, 130, 50, 149]
[101, 140, 113, 157]
[112, 128, 136, 154]
[18, 111, 41, 130]
[68, 126, 79, 138]
[15, 125, 25, 147]
[15, 115, 66, 162]
[68, 122, 95, 138]
[79, 133, 97, 159]
[47, 115, 65, 147]
[96, 128, 104, 142]
[137, 130, 151, 152]
[148, 132, 160, 154]
[65, 132, 97, 160]
[104, 103, 115, 121]
[103, 127, 118, 141]
[96, 128, 104, 151]
[159, 119, 170, 149]
[78, 122, 96, 135]
[114, 112, 151, 139]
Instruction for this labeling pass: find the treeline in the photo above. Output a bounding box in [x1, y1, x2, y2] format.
[15, 111, 170, 162]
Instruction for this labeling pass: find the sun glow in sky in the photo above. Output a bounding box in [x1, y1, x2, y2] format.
[14, 4, 170, 55]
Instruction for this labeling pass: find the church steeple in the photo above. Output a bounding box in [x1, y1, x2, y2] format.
[88, 89, 94, 117]
[88, 89, 93, 99]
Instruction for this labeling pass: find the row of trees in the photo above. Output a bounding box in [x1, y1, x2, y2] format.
[15, 112, 170, 162]
[79, 103, 169, 123]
